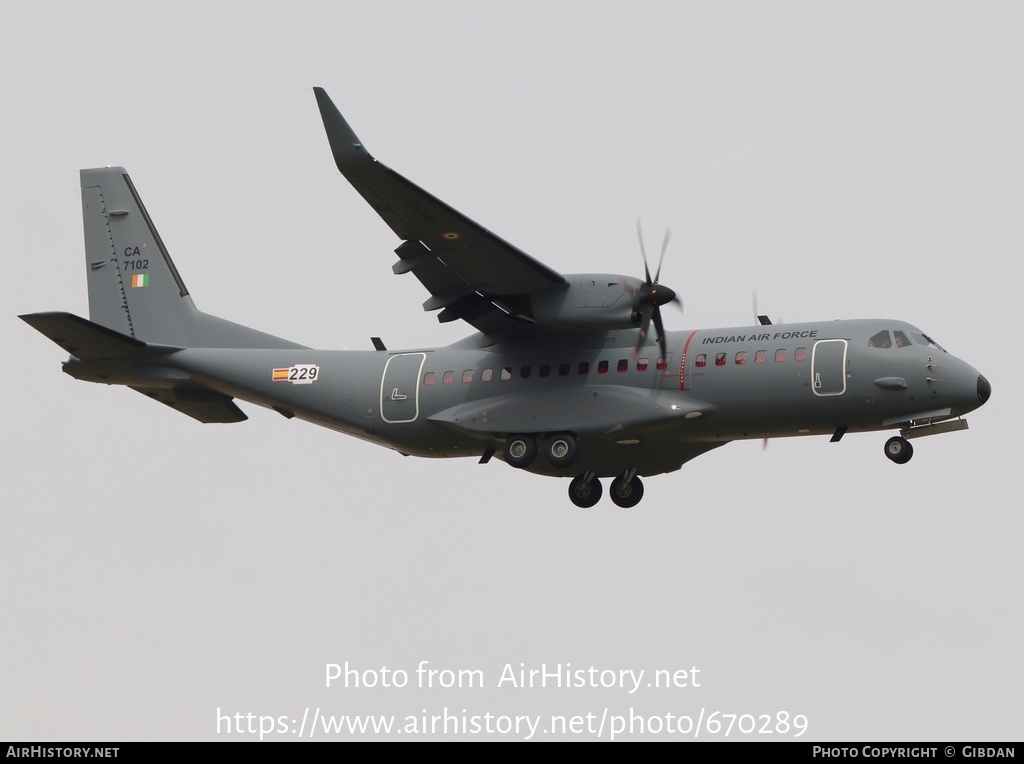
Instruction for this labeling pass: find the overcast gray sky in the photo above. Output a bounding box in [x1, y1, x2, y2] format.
[2, 1, 1021, 741]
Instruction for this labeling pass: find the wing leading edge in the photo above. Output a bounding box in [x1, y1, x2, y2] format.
[314, 87, 567, 336]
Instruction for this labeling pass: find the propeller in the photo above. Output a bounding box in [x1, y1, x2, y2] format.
[630, 219, 682, 361]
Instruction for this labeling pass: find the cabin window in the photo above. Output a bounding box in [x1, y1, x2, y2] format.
[893, 330, 912, 348]
[540, 364, 551, 378]
[637, 358, 649, 371]
[558, 363, 571, 376]
[735, 351, 747, 365]
[520, 366, 531, 379]
[578, 361, 590, 375]
[775, 349, 786, 363]
[597, 360, 609, 374]
[462, 370, 474, 383]
[755, 350, 767, 364]
[481, 368, 493, 382]
[715, 353, 727, 367]
[794, 347, 806, 362]
[617, 359, 629, 372]
[443, 371, 455, 385]
[695, 354, 707, 368]
[501, 367, 512, 381]
[423, 372, 435, 386]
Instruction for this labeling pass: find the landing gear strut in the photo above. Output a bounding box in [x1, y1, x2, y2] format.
[884, 436, 913, 465]
[609, 471, 644, 508]
[568, 473, 602, 508]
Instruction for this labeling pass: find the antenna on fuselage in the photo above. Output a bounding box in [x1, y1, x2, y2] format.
[752, 290, 779, 326]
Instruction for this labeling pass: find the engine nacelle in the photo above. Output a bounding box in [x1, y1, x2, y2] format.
[528, 274, 645, 330]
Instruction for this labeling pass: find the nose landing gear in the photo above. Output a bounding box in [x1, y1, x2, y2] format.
[884, 435, 913, 464]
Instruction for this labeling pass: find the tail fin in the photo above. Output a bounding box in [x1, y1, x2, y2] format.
[81, 167, 304, 349]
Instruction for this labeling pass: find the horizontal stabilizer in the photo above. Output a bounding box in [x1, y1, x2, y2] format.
[23, 312, 246, 424]
[20, 312, 179, 359]
[130, 385, 248, 424]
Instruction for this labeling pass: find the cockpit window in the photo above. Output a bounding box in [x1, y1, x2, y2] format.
[869, 329, 916, 350]
[911, 332, 946, 352]
[868, 330, 892, 349]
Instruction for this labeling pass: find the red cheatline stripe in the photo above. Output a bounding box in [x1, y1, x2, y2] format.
[679, 330, 699, 390]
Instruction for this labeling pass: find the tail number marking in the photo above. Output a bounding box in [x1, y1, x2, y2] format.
[272, 364, 320, 384]
[123, 246, 149, 270]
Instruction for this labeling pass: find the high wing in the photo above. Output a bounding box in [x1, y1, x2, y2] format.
[314, 88, 567, 336]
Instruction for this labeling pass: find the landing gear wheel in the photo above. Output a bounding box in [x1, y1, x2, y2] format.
[610, 475, 644, 508]
[504, 435, 537, 468]
[884, 436, 914, 465]
[568, 474, 602, 508]
[546, 433, 579, 468]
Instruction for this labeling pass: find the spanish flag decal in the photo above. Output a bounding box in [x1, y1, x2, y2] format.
[272, 368, 290, 381]
[131, 273, 150, 288]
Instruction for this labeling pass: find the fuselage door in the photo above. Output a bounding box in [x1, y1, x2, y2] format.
[811, 339, 848, 396]
[380, 352, 426, 423]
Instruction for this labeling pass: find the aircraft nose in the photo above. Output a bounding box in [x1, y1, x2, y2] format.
[977, 375, 991, 404]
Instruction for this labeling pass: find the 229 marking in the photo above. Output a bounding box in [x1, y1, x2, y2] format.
[272, 364, 320, 385]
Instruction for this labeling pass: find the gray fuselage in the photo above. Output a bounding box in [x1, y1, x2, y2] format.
[147, 317, 987, 479]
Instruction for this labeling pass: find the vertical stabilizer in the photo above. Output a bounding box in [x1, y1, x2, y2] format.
[80, 167, 305, 350]
[82, 167, 197, 344]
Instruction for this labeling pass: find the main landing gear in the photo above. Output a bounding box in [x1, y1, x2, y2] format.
[503, 433, 578, 469]
[884, 435, 914, 465]
[568, 473, 602, 508]
[568, 470, 645, 509]
[502, 434, 645, 508]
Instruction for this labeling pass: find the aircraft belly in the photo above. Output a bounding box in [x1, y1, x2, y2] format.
[519, 436, 727, 479]
[428, 385, 717, 438]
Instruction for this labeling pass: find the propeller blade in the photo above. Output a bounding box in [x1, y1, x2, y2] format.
[632, 220, 678, 359]
[654, 228, 671, 283]
[635, 218, 652, 284]
[633, 306, 653, 355]
[652, 306, 667, 363]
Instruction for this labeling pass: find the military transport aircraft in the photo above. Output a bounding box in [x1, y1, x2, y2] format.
[21, 88, 991, 508]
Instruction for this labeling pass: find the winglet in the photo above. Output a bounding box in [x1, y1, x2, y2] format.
[313, 87, 374, 172]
